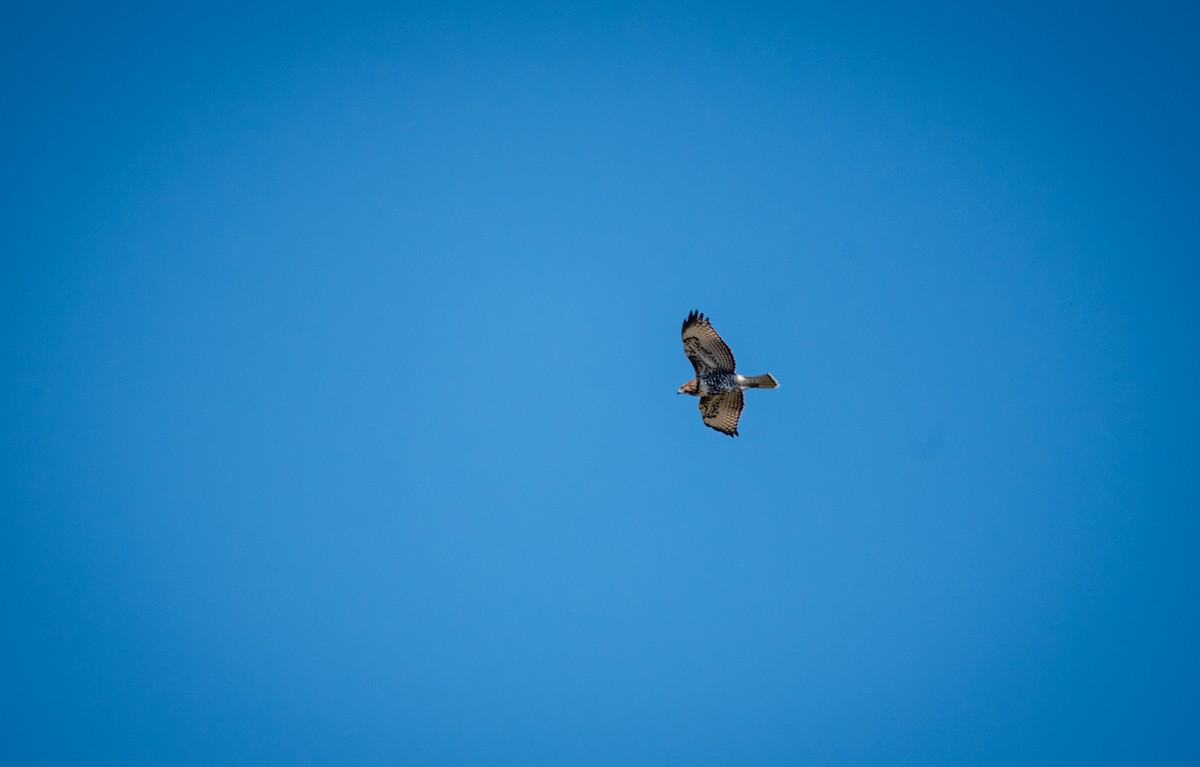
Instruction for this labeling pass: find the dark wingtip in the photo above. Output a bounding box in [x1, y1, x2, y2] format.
[683, 309, 706, 333]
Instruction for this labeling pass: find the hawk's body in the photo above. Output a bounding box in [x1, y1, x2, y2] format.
[678, 310, 778, 437]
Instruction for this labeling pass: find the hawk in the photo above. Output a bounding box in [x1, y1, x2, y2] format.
[678, 310, 779, 437]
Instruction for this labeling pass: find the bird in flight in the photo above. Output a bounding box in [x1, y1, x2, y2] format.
[678, 310, 779, 437]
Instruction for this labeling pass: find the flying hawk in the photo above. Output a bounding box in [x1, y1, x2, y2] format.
[678, 310, 779, 437]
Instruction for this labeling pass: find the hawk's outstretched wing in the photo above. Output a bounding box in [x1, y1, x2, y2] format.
[682, 310, 736, 375]
[699, 391, 744, 437]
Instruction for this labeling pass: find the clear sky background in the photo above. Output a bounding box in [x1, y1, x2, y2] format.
[4, 2, 1198, 764]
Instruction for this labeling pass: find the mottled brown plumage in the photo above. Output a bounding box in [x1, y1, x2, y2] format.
[678, 310, 778, 436]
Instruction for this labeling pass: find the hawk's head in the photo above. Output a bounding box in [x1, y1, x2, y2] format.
[678, 378, 700, 396]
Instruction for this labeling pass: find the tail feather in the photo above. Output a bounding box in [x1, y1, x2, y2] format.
[741, 373, 779, 389]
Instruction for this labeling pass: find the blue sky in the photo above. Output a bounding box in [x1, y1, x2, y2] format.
[4, 2, 1198, 764]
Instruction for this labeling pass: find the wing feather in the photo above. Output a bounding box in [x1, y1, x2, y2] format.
[699, 391, 744, 437]
[682, 310, 736, 375]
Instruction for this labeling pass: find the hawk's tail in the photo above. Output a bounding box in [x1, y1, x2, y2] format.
[741, 373, 779, 390]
